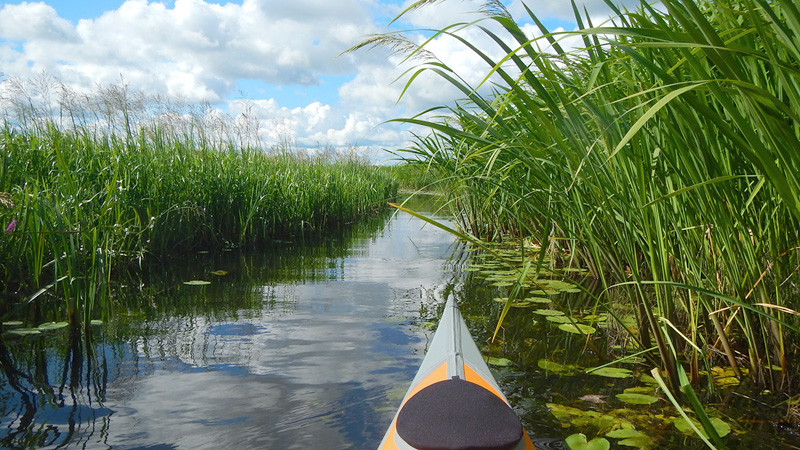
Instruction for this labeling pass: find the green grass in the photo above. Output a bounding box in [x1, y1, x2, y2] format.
[354, 0, 800, 430]
[0, 122, 397, 329]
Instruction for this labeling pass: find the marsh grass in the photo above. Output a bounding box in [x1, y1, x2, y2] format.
[0, 82, 397, 332]
[357, 0, 800, 436]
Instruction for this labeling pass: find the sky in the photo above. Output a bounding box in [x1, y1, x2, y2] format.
[0, 0, 643, 161]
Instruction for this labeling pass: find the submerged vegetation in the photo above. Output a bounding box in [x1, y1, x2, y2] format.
[0, 77, 397, 333]
[357, 0, 800, 446]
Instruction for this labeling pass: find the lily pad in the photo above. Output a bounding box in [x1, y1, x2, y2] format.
[615, 393, 659, 405]
[547, 403, 586, 421]
[37, 322, 69, 331]
[538, 359, 580, 375]
[533, 309, 565, 316]
[606, 428, 644, 439]
[588, 367, 633, 378]
[673, 416, 731, 438]
[4, 328, 41, 336]
[558, 323, 597, 335]
[90, 320, 103, 326]
[485, 357, 513, 367]
[619, 436, 654, 448]
[546, 315, 575, 324]
[183, 280, 211, 285]
[524, 297, 552, 304]
[2, 321, 23, 327]
[209, 270, 228, 276]
[565, 433, 610, 450]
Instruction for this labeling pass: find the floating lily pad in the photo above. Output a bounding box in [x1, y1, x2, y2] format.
[623, 387, 656, 395]
[2, 321, 23, 327]
[616, 393, 659, 405]
[588, 367, 633, 378]
[485, 357, 513, 367]
[606, 428, 643, 439]
[183, 280, 211, 285]
[546, 315, 574, 324]
[4, 328, 41, 336]
[673, 416, 731, 438]
[37, 322, 69, 331]
[524, 297, 552, 304]
[565, 433, 610, 450]
[510, 302, 533, 308]
[209, 270, 228, 276]
[559, 323, 597, 335]
[90, 320, 103, 326]
[538, 359, 580, 375]
[619, 436, 654, 448]
[533, 309, 565, 316]
[637, 373, 659, 386]
[547, 403, 586, 421]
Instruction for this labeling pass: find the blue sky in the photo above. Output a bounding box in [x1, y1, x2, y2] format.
[0, 0, 640, 159]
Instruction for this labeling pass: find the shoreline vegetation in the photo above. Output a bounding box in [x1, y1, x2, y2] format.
[0, 78, 398, 332]
[353, 0, 800, 446]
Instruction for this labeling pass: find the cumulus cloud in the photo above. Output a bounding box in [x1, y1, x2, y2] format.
[0, 0, 374, 101]
[0, 0, 648, 156]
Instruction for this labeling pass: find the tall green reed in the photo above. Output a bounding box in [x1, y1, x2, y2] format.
[0, 86, 397, 331]
[355, 0, 800, 401]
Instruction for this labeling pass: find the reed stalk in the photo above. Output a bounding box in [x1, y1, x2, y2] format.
[354, 0, 800, 401]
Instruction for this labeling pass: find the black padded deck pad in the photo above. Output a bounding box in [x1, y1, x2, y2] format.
[396, 378, 523, 450]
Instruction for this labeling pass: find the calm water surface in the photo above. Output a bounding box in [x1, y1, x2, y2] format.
[3, 196, 796, 449]
[1, 198, 463, 450]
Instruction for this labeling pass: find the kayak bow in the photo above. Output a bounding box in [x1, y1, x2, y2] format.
[378, 296, 536, 450]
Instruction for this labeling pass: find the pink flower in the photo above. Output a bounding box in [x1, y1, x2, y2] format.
[5, 220, 16, 234]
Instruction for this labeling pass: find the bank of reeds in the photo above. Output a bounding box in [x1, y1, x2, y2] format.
[0, 83, 397, 331]
[357, 0, 800, 415]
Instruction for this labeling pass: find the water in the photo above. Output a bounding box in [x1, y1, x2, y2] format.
[1, 196, 461, 450]
[3, 195, 798, 449]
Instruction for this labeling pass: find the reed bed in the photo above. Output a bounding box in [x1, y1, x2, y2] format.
[0, 97, 397, 330]
[356, 0, 800, 429]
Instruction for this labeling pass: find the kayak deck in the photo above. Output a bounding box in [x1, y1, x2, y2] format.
[378, 296, 536, 450]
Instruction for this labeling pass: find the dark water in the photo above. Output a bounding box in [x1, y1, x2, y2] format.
[2, 195, 798, 450]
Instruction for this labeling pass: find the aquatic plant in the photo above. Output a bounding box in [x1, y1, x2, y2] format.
[0, 82, 397, 332]
[354, 0, 800, 444]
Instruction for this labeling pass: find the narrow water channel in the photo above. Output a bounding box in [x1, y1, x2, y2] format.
[0, 196, 462, 449]
[3, 196, 797, 449]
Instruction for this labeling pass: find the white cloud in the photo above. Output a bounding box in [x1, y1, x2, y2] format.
[0, 0, 651, 157]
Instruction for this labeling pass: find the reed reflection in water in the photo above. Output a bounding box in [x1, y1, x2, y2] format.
[1, 196, 462, 449]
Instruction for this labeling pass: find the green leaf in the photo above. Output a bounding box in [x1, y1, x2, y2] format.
[538, 359, 580, 375]
[558, 323, 597, 335]
[546, 315, 574, 324]
[674, 416, 731, 438]
[485, 356, 513, 366]
[4, 328, 41, 336]
[2, 321, 23, 327]
[37, 322, 69, 331]
[533, 309, 565, 316]
[565, 433, 610, 450]
[588, 367, 633, 378]
[619, 436, 655, 448]
[615, 393, 659, 405]
[183, 280, 211, 285]
[606, 428, 644, 439]
[90, 320, 103, 326]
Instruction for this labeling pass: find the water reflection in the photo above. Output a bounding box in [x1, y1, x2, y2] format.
[1, 195, 462, 449]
